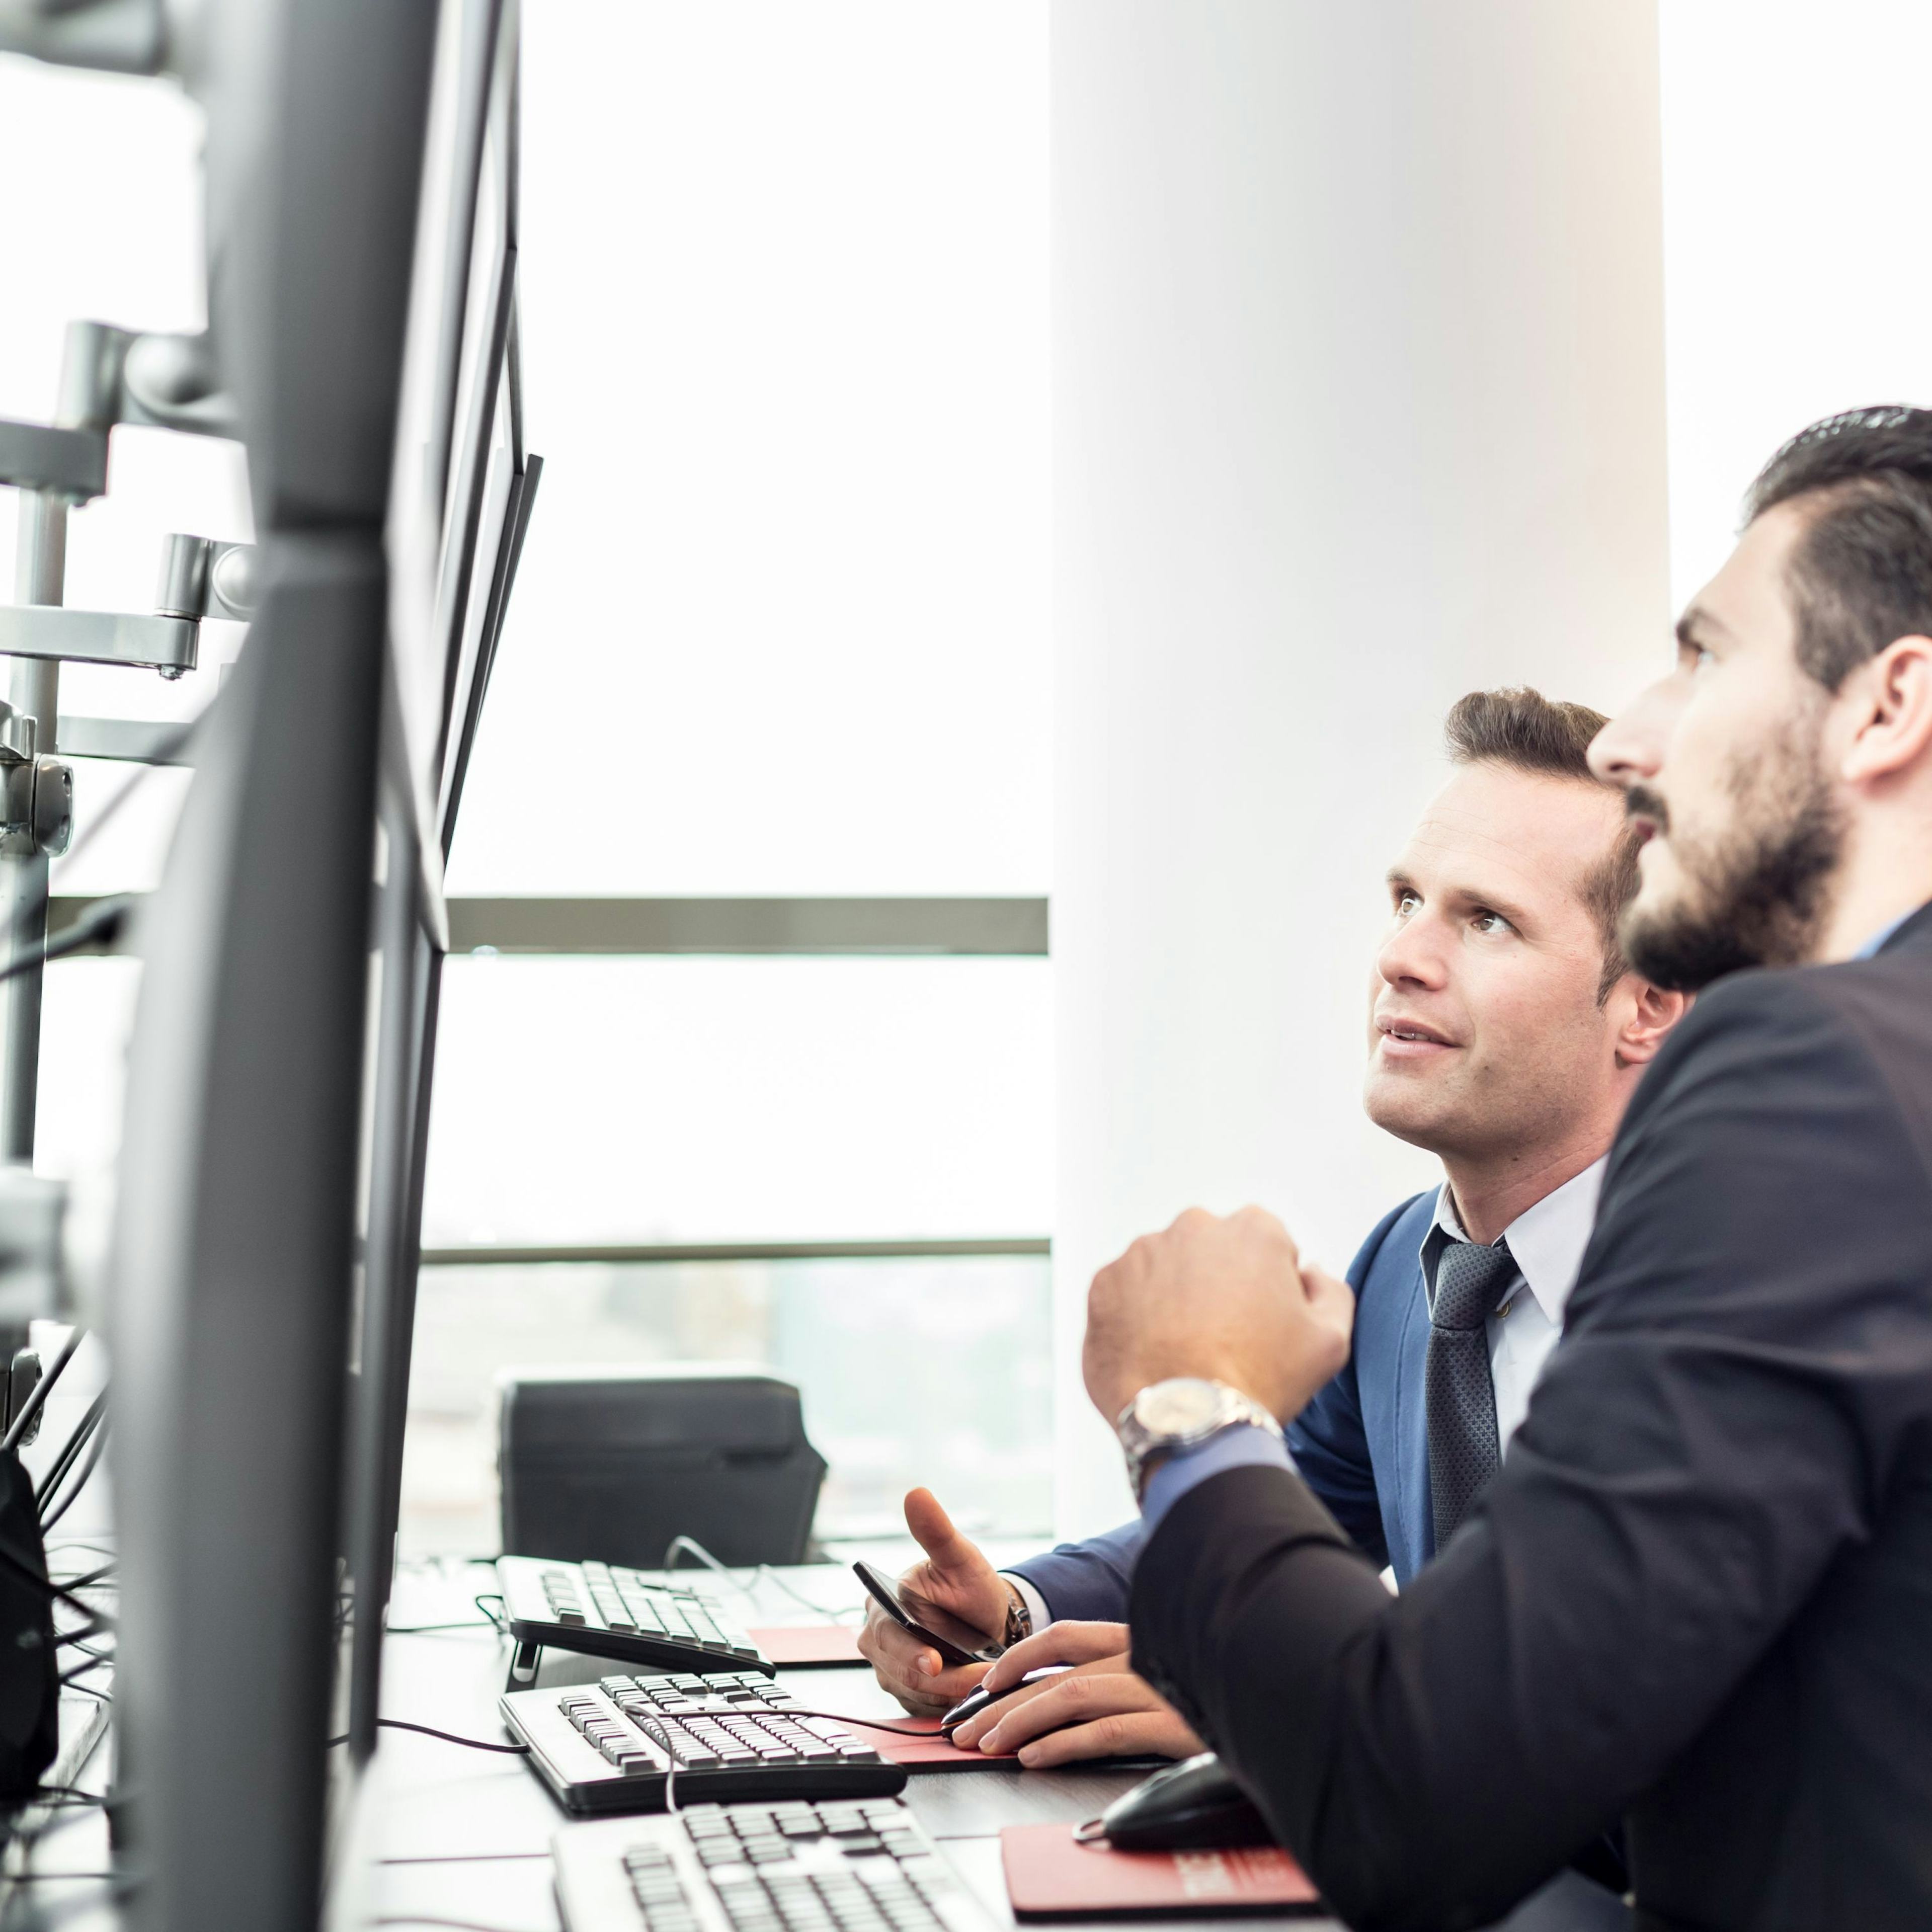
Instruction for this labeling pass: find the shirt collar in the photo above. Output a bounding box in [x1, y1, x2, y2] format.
[1422, 1157, 1606, 1327]
[1855, 906, 1922, 959]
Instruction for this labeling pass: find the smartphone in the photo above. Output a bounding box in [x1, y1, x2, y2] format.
[852, 1559, 1006, 1667]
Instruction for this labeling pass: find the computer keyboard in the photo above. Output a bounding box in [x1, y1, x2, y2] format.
[499, 1555, 773, 1683]
[503, 1668, 907, 1815]
[553, 1797, 995, 1932]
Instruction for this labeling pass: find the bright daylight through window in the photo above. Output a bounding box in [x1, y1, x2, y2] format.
[9, 0, 1923, 1567]
[410, 0, 1053, 1552]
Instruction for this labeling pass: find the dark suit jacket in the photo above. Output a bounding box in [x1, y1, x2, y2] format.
[1129, 905, 1932, 1932]
[1007, 1191, 1438, 1622]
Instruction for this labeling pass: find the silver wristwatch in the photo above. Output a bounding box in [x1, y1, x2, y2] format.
[1115, 1377, 1283, 1499]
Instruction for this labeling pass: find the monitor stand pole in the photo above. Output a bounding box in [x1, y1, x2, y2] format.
[1, 486, 62, 1168]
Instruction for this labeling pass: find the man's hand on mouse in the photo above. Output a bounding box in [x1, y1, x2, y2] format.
[1082, 1204, 1354, 1427]
[855, 1487, 1014, 1715]
[948, 1621, 1204, 1767]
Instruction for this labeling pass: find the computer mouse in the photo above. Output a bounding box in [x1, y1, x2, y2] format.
[940, 1665, 1072, 1738]
[1082, 1753, 1275, 1852]
[940, 1682, 997, 1736]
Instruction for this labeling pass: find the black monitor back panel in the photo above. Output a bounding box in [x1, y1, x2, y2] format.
[500, 1372, 828, 1570]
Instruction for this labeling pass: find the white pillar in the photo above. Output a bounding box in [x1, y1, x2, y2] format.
[1052, 0, 1673, 1535]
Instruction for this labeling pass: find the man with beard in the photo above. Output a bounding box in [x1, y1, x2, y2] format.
[1080, 407, 1932, 1931]
[859, 691, 1684, 1819]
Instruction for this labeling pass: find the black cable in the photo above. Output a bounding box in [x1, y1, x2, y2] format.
[35, 1395, 104, 1505]
[774, 1706, 952, 1737]
[58, 1654, 110, 1687]
[0, 898, 133, 990]
[0, 714, 199, 962]
[361, 1592, 504, 1639]
[325, 1720, 529, 1755]
[372, 1918, 545, 1931]
[35, 1390, 105, 1508]
[40, 1419, 106, 1531]
[0, 1536, 112, 1627]
[1, 1327, 86, 1454]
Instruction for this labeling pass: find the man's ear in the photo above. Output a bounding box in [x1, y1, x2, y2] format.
[1612, 977, 1688, 1069]
[1838, 634, 1932, 789]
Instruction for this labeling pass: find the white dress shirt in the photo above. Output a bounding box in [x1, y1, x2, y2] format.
[1001, 1160, 1608, 1632]
[1424, 1156, 1604, 1455]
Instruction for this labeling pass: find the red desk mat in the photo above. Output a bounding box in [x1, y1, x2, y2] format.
[846, 1714, 1017, 1768]
[1000, 1822, 1321, 1919]
[748, 1626, 868, 1666]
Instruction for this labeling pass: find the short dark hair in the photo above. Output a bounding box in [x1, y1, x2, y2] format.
[1746, 406, 1932, 691]
[1443, 686, 1638, 1003]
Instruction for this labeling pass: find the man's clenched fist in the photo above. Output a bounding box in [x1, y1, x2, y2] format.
[1082, 1205, 1355, 1426]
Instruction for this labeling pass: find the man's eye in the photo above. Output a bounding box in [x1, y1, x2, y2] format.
[1395, 892, 1420, 918]
[1472, 911, 1512, 936]
[1694, 646, 1716, 672]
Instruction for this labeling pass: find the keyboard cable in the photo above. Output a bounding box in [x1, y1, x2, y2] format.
[326, 1720, 528, 1754]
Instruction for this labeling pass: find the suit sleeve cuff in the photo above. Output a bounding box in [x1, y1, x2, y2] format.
[998, 1570, 1053, 1633]
[1139, 1423, 1295, 1533]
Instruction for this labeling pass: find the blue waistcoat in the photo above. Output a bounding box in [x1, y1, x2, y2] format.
[1007, 1190, 1438, 1621]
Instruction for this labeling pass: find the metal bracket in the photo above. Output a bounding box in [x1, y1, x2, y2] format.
[155, 535, 258, 622]
[0, 532, 256, 682]
[0, 0, 166, 77]
[0, 325, 238, 508]
[0, 421, 108, 502]
[56, 716, 194, 766]
[0, 705, 71, 858]
[0, 606, 199, 678]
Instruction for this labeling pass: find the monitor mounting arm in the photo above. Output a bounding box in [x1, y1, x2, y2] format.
[0, 318, 250, 1164]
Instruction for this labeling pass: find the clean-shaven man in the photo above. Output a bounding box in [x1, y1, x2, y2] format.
[1085, 408, 1932, 1932]
[859, 688, 1685, 1772]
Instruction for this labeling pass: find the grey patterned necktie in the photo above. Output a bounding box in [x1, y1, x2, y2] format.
[1426, 1239, 1517, 1548]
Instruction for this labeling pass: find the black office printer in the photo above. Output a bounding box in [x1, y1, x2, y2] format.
[498, 1364, 827, 1569]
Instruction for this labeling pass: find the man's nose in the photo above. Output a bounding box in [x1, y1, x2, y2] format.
[1377, 912, 1449, 990]
[1589, 678, 1672, 789]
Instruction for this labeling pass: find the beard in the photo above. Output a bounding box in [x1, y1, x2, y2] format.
[1619, 717, 1844, 993]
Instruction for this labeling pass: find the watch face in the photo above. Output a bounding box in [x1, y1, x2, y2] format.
[1134, 1378, 1225, 1436]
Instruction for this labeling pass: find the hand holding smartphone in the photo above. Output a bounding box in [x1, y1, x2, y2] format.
[852, 1559, 1006, 1667]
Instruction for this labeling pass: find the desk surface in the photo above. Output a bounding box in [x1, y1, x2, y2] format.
[0, 1557, 1623, 1930]
[361, 1556, 1344, 1932]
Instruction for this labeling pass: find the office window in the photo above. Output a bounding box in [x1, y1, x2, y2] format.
[2, 10, 1056, 1565]
[447, 0, 1051, 899]
[405, 0, 1054, 1556]
[422, 956, 1051, 1248]
[404, 1255, 1052, 1555]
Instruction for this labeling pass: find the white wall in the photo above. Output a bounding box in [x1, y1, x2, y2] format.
[1051, 0, 1673, 1534]
[1658, 0, 1932, 609]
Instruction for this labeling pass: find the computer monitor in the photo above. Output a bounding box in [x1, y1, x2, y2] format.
[343, 0, 536, 1769]
[101, 0, 535, 1924]
[387, 0, 540, 860]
